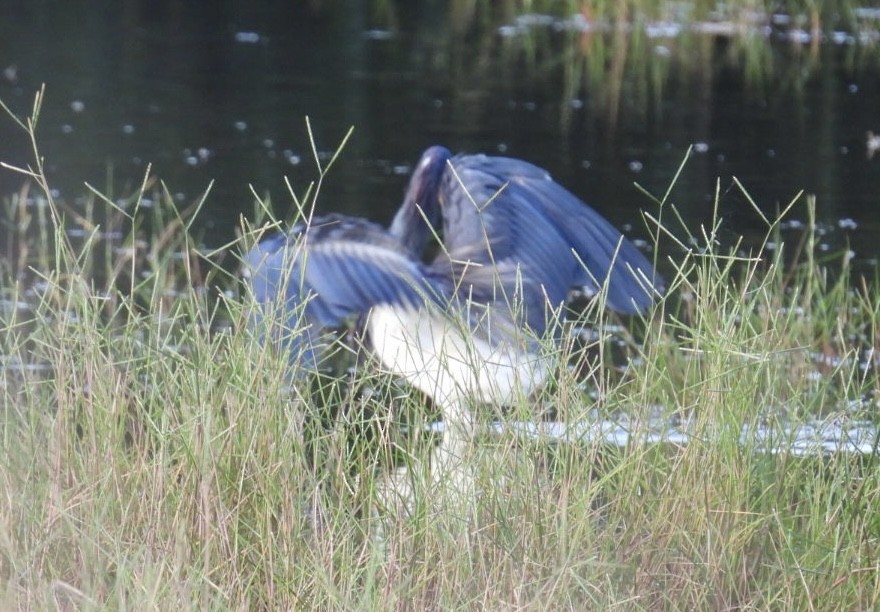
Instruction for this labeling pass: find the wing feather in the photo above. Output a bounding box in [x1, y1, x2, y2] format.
[435, 153, 664, 318]
[244, 214, 442, 367]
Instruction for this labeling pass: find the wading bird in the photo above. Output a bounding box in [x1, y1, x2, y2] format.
[245, 146, 663, 489]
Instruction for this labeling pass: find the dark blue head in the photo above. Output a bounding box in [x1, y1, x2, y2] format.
[389, 146, 451, 259]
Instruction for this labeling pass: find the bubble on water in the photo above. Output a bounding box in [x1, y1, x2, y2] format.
[848, 83, 859, 94]
[3, 64, 17, 82]
[61, 124, 73, 134]
[122, 124, 135, 135]
[234, 120, 248, 132]
[645, 22, 680, 38]
[498, 25, 519, 38]
[831, 31, 851, 45]
[838, 218, 858, 230]
[854, 7, 880, 19]
[693, 141, 709, 153]
[497, 143, 508, 153]
[70, 100, 85, 113]
[234, 31, 262, 44]
[786, 29, 812, 44]
[628, 160, 643, 173]
[581, 160, 591, 170]
[515, 14, 554, 28]
[262, 138, 274, 149]
[771, 13, 791, 26]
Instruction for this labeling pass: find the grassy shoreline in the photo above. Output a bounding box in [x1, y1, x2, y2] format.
[2, 93, 880, 609]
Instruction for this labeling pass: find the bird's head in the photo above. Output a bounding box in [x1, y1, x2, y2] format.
[390, 145, 451, 259]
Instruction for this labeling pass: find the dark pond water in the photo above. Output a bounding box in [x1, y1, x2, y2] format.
[1, 1, 880, 274]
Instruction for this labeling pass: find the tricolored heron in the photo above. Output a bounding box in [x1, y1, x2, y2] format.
[245, 145, 664, 488]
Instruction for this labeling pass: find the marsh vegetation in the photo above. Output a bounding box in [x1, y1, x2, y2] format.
[2, 85, 880, 608]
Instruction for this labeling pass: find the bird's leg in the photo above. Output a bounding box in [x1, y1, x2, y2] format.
[372, 399, 475, 548]
[431, 398, 477, 503]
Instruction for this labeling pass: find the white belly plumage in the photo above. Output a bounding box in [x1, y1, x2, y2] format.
[367, 302, 551, 503]
[366, 304, 550, 412]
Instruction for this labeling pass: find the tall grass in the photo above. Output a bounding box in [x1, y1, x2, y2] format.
[2, 92, 880, 609]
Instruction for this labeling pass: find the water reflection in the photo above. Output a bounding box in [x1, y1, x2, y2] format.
[0, 1, 879, 263]
[487, 412, 880, 456]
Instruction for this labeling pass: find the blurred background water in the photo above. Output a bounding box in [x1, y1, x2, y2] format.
[1, 0, 879, 270]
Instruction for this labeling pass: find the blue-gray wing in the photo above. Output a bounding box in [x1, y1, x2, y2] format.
[244, 214, 442, 368]
[435, 153, 664, 316]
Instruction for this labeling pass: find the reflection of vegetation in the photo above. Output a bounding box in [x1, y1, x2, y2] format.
[364, 0, 880, 127]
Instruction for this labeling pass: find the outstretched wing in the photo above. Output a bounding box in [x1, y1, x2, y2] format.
[244, 214, 443, 368]
[430, 152, 664, 317]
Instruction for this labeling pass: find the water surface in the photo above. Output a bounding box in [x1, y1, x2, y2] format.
[1, 1, 879, 270]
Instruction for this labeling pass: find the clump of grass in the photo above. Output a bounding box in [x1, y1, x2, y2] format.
[2, 91, 880, 609]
